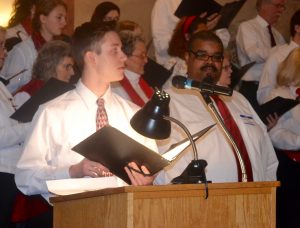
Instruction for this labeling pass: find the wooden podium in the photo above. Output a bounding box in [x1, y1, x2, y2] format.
[50, 181, 279, 228]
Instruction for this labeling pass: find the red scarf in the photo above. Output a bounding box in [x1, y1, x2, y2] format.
[296, 88, 300, 97]
[119, 76, 154, 107]
[15, 79, 44, 96]
[31, 32, 46, 51]
[21, 16, 33, 36]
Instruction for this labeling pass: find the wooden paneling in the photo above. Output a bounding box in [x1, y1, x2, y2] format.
[63, 0, 74, 36]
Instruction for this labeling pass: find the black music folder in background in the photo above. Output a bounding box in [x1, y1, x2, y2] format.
[230, 61, 256, 89]
[72, 125, 214, 184]
[214, 0, 246, 29]
[143, 58, 174, 89]
[10, 78, 75, 123]
[175, 0, 222, 18]
[258, 96, 299, 124]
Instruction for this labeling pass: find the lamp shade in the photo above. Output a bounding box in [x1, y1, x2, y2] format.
[130, 90, 171, 139]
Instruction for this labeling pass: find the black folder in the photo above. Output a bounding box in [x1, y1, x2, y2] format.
[72, 126, 170, 184]
[143, 58, 173, 89]
[230, 61, 256, 89]
[214, 0, 246, 29]
[174, 0, 222, 18]
[258, 96, 299, 124]
[10, 78, 75, 122]
[72, 124, 214, 184]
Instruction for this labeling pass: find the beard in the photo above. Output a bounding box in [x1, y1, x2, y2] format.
[200, 64, 219, 83]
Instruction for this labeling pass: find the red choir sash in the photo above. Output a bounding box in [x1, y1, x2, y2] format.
[21, 16, 33, 37]
[14, 79, 44, 96]
[31, 32, 46, 51]
[119, 75, 154, 107]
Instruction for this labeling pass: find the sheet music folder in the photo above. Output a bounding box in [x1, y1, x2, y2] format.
[230, 61, 255, 88]
[10, 78, 75, 123]
[72, 125, 214, 184]
[215, 0, 246, 29]
[143, 58, 173, 89]
[259, 96, 299, 124]
[174, 0, 222, 18]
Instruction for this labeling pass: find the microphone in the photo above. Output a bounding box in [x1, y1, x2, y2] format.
[172, 75, 233, 96]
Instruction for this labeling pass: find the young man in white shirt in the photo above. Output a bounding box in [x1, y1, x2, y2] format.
[15, 22, 156, 227]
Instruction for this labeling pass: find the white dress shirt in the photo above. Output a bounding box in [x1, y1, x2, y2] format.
[0, 82, 29, 174]
[6, 24, 29, 41]
[257, 40, 299, 104]
[111, 69, 149, 103]
[236, 15, 286, 82]
[0, 38, 37, 93]
[15, 80, 157, 201]
[151, 0, 181, 65]
[154, 88, 278, 184]
[268, 86, 300, 150]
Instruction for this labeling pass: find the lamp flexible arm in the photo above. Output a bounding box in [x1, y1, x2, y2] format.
[201, 93, 248, 182]
[163, 115, 199, 161]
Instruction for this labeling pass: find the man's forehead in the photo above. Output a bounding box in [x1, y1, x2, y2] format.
[191, 39, 223, 53]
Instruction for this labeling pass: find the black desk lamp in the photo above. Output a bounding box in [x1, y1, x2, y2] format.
[130, 90, 209, 189]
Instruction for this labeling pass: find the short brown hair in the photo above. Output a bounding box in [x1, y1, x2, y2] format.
[71, 21, 116, 71]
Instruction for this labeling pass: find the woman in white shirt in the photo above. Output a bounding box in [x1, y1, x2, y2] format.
[0, 26, 30, 228]
[267, 47, 300, 228]
[5, 0, 36, 44]
[1, 0, 67, 93]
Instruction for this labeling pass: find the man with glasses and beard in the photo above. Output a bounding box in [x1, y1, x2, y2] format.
[154, 31, 278, 184]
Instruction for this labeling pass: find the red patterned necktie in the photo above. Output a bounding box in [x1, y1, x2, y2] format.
[211, 95, 254, 182]
[267, 25, 276, 47]
[96, 98, 108, 130]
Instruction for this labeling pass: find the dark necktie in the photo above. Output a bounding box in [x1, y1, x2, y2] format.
[211, 95, 254, 182]
[96, 98, 109, 130]
[267, 25, 276, 47]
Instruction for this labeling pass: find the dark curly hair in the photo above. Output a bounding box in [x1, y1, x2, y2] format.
[168, 16, 207, 59]
[7, 0, 37, 28]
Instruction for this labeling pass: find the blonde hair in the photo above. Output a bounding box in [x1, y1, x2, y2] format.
[277, 48, 300, 87]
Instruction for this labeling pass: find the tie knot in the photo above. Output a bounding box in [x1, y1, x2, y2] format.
[97, 98, 105, 107]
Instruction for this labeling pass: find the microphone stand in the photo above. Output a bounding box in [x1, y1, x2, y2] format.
[164, 115, 210, 199]
[201, 92, 248, 182]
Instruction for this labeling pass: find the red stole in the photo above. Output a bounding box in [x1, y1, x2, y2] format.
[119, 75, 154, 107]
[211, 95, 254, 182]
[31, 32, 46, 51]
[15, 79, 44, 96]
[21, 16, 33, 36]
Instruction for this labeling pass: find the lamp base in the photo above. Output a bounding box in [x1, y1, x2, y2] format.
[171, 159, 210, 184]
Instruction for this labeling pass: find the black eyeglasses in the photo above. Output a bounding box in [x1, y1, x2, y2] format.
[189, 50, 223, 62]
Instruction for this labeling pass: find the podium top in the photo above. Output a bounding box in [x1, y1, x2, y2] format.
[50, 181, 279, 203]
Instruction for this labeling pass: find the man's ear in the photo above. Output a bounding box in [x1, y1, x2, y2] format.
[84, 51, 97, 66]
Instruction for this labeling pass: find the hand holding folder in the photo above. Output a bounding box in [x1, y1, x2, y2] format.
[72, 125, 214, 184]
[258, 96, 299, 124]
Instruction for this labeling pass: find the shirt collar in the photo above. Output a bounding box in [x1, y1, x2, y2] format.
[256, 15, 269, 28]
[290, 40, 299, 48]
[124, 69, 141, 83]
[75, 79, 114, 110]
